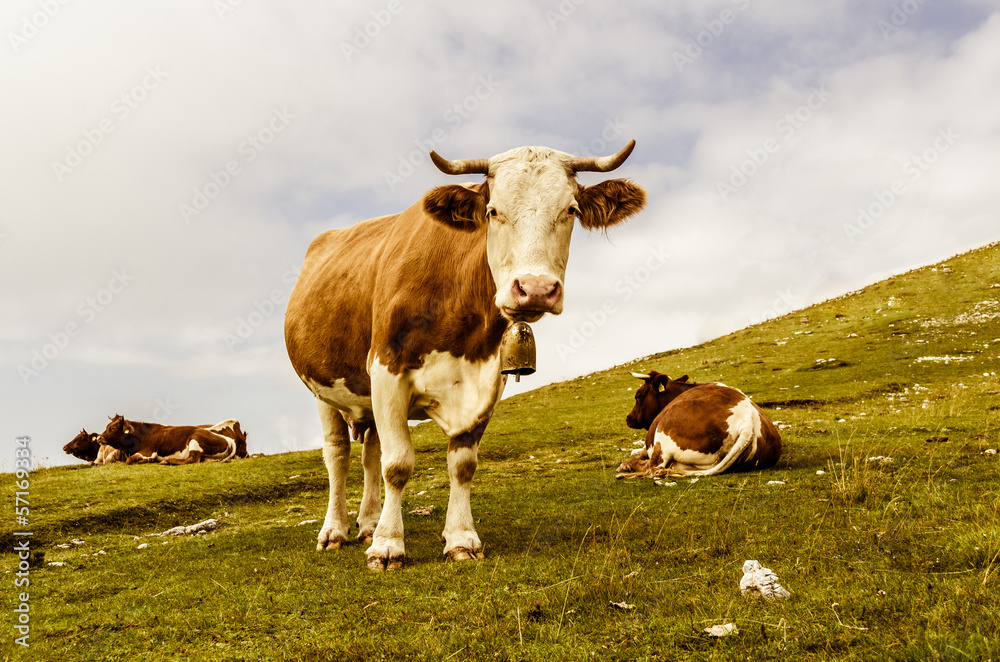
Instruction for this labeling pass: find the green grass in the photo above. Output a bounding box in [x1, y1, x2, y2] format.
[4, 243, 1000, 661]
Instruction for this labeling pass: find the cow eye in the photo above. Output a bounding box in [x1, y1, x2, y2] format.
[568, 204, 581, 218]
[486, 207, 499, 219]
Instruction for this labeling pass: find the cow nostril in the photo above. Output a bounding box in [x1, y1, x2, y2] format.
[513, 279, 528, 297]
[547, 282, 562, 302]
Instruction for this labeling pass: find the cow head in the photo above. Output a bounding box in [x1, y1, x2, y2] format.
[63, 429, 101, 462]
[424, 141, 646, 322]
[625, 371, 696, 430]
[99, 414, 136, 452]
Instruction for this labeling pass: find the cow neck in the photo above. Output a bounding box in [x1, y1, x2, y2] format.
[375, 208, 508, 375]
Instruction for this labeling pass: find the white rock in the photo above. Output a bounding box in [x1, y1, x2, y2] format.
[985, 449, 998, 455]
[705, 623, 738, 637]
[296, 519, 319, 526]
[767, 480, 786, 485]
[816, 470, 826, 475]
[157, 518, 219, 537]
[740, 560, 791, 600]
[47, 561, 65, 567]
[137, 543, 149, 550]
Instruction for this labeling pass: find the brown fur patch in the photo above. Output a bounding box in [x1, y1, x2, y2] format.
[577, 179, 646, 230]
[423, 183, 488, 231]
[383, 463, 412, 491]
[654, 384, 745, 455]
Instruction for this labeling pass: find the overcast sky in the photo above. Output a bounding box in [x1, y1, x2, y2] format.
[3, 1, 998, 469]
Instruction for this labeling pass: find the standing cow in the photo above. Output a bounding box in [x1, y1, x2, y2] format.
[619, 371, 781, 477]
[285, 141, 646, 569]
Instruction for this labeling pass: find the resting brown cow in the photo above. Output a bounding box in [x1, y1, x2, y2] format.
[98, 415, 247, 465]
[63, 429, 127, 465]
[618, 371, 781, 477]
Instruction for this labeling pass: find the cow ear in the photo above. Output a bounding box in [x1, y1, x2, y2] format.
[576, 179, 646, 230]
[423, 184, 487, 231]
[676, 375, 689, 383]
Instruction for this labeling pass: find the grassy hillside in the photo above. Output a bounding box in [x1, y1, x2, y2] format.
[4, 243, 1000, 661]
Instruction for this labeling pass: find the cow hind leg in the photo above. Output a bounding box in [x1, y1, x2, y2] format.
[316, 400, 352, 551]
[442, 421, 487, 562]
[357, 427, 382, 545]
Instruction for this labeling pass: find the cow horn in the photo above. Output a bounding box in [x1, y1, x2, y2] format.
[629, 371, 650, 380]
[429, 151, 490, 176]
[566, 139, 636, 173]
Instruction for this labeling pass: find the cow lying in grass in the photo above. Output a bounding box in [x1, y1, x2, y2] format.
[63, 430, 127, 465]
[618, 371, 781, 477]
[98, 415, 248, 465]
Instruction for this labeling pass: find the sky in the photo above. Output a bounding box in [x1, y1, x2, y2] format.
[3, 0, 999, 470]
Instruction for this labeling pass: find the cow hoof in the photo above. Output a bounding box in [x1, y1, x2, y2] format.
[357, 533, 374, 546]
[444, 546, 485, 561]
[366, 554, 404, 571]
[316, 529, 350, 551]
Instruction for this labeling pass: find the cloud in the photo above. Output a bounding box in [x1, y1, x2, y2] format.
[2, 1, 998, 468]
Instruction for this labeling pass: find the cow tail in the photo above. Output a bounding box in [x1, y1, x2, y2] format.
[691, 405, 760, 477]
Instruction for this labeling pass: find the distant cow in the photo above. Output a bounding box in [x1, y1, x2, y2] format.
[98, 415, 247, 465]
[618, 371, 781, 477]
[63, 429, 127, 465]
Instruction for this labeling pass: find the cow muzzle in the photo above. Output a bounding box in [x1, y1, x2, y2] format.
[502, 275, 563, 321]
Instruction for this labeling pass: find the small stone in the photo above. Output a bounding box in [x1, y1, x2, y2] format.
[705, 623, 738, 637]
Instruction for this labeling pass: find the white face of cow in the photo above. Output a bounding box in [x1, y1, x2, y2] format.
[426, 141, 646, 323]
[485, 150, 578, 322]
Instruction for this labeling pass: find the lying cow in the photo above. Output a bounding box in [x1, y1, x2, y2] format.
[63, 429, 127, 465]
[618, 371, 781, 477]
[98, 415, 248, 465]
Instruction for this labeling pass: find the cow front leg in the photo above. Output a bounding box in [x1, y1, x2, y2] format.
[357, 426, 382, 544]
[316, 400, 351, 551]
[442, 421, 488, 561]
[367, 363, 413, 571]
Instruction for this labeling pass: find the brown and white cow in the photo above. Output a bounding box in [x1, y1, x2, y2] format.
[98, 415, 247, 465]
[63, 429, 127, 465]
[618, 371, 781, 477]
[285, 141, 646, 569]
